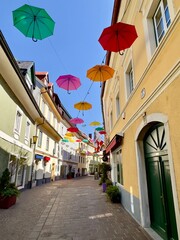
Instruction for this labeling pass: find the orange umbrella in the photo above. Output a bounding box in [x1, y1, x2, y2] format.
[87, 65, 115, 82]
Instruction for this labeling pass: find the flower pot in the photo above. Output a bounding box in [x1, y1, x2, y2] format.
[102, 183, 107, 192]
[0, 195, 17, 209]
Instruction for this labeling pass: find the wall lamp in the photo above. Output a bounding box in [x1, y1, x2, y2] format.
[30, 135, 38, 147]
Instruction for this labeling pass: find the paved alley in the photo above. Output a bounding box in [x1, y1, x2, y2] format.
[0, 176, 153, 240]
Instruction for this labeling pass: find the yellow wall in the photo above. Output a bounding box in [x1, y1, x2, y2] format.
[102, 0, 180, 204]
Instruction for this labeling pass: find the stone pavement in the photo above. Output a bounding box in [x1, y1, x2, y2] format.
[0, 176, 153, 240]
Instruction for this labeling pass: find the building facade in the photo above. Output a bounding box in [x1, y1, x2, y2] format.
[101, 1, 180, 239]
[0, 32, 42, 189]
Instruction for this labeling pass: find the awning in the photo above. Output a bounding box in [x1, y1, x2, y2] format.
[35, 154, 43, 160]
[106, 133, 123, 153]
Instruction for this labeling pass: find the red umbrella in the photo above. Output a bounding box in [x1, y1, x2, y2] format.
[99, 130, 106, 135]
[98, 22, 138, 54]
[56, 74, 81, 94]
[76, 139, 82, 142]
[70, 117, 84, 124]
[67, 127, 79, 133]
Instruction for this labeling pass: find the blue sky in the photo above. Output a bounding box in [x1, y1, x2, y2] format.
[0, 0, 114, 136]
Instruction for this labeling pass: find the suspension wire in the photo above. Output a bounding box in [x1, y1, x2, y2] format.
[48, 38, 69, 73]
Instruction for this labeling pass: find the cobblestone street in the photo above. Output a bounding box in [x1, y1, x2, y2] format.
[0, 176, 153, 240]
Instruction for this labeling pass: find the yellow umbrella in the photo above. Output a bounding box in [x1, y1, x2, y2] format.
[74, 101, 92, 111]
[86, 65, 115, 82]
[65, 132, 74, 137]
[89, 121, 101, 126]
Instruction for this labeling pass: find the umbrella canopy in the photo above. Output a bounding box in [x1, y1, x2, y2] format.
[76, 139, 82, 142]
[70, 117, 84, 124]
[62, 139, 69, 142]
[12, 4, 55, 41]
[74, 101, 92, 111]
[95, 127, 104, 131]
[98, 22, 138, 54]
[67, 127, 79, 133]
[56, 74, 81, 94]
[99, 130, 106, 134]
[82, 139, 89, 143]
[65, 132, 74, 137]
[87, 65, 115, 82]
[89, 121, 101, 126]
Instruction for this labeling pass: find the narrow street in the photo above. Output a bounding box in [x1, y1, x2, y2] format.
[0, 176, 152, 240]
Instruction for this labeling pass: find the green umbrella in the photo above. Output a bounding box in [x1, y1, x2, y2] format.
[95, 127, 104, 131]
[12, 4, 55, 41]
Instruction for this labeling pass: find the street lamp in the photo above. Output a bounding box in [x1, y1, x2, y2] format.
[30, 135, 38, 188]
[30, 135, 38, 147]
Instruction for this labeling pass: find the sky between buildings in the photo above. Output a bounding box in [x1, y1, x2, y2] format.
[0, 0, 114, 137]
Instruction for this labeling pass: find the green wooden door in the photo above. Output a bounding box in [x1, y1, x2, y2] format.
[144, 124, 178, 240]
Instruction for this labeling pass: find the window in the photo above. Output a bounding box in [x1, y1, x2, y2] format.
[41, 100, 45, 115]
[126, 62, 134, 98]
[15, 110, 22, 134]
[116, 93, 120, 118]
[110, 111, 113, 130]
[38, 130, 43, 147]
[25, 121, 30, 139]
[46, 137, 49, 151]
[153, 0, 171, 45]
[116, 151, 123, 185]
[53, 141, 56, 155]
[47, 108, 51, 122]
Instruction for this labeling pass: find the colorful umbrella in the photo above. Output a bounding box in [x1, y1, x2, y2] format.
[56, 74, 81, 94]
[89, 121, 101, 126]
[70, 117, 84, 124]
[82, 139, 89, 143]
[87, 65, 115, 82]
[98, 22, 138, 54]
[12, 4, 55, 42]
[76, 139, 82, 142]
[99, 130, 106, 134]
[67, 127, 79, 133]
[62, 139, 69, 142]
[65, 132, 74, 137]
[74, 101, 92, 111]
[95, 127, 104, 131]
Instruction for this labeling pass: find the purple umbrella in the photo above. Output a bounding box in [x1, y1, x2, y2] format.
[70, 117, 84, 124]
[56, 74, 81, 94]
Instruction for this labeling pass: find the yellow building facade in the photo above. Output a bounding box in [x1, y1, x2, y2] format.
[101, 1, 180, 239]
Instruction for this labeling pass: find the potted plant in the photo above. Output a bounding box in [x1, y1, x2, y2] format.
[0, 168, 20, 209]
[106, 185, 121, 203]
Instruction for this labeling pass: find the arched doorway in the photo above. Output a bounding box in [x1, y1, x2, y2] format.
[143, 123, 178, 240]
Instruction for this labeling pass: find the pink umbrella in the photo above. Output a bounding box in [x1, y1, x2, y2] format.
[56, 74, 81, 94]
[70, 117, 84, 124]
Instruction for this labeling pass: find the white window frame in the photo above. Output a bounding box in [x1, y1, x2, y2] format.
[153, 0, 171, 45]
[14, 107, 23, 139]
[116, 93, 120, 119]
[110, 111, 113, 131]
[46, 136, 49, 151]
[142, 0, 173, 61]
[125, 61, 134, 98]
[24, 120, 31, 144]
[38, 130, 43, 147]
[41, 100, 45, 115]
